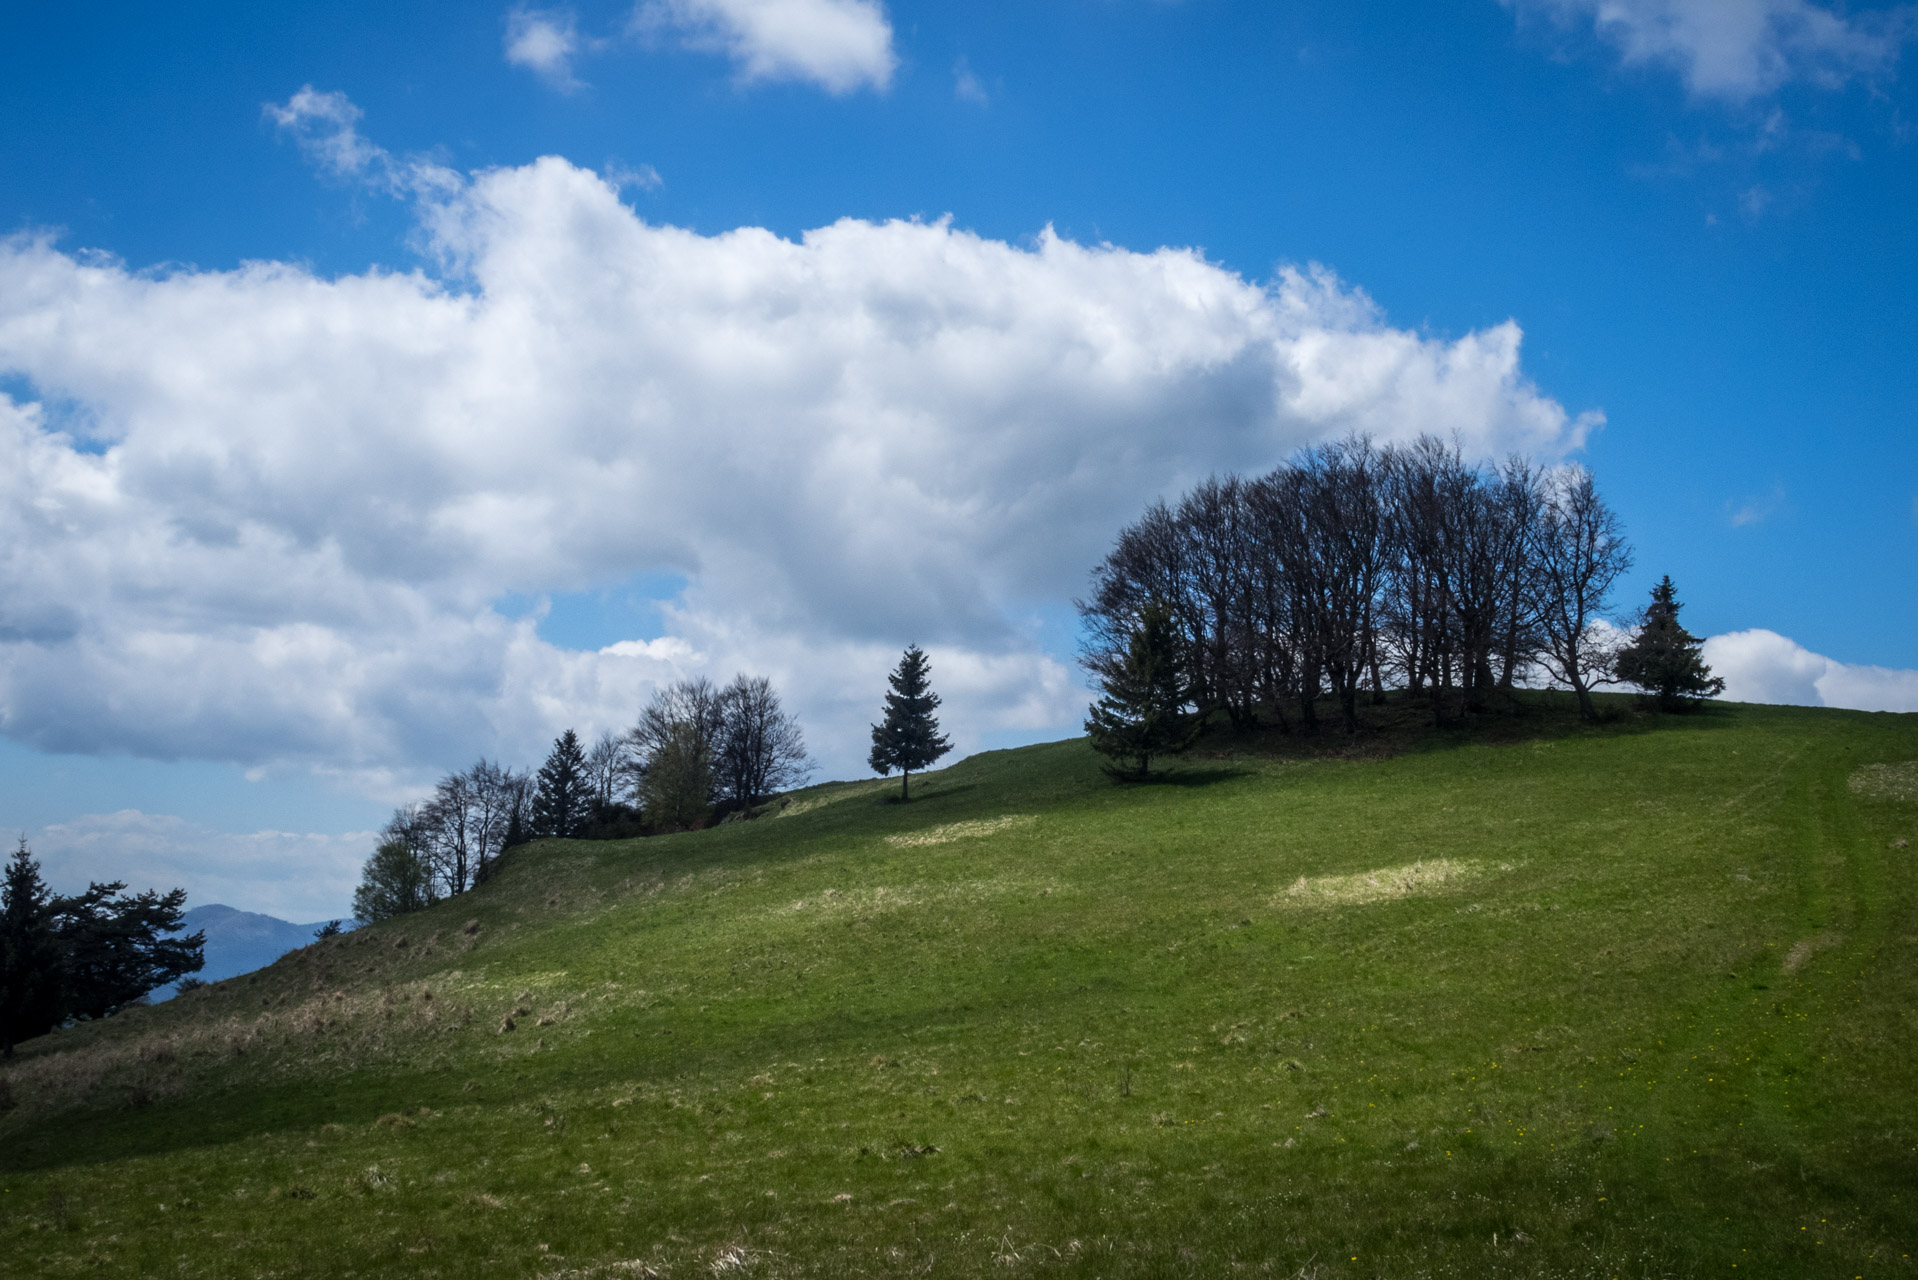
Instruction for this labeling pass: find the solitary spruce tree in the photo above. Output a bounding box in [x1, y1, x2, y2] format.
[869, 645, 952, 801]
[1614, 575, 1726, 712]
[1084, 600, 1196, 780]
[530, 729, 591, 838]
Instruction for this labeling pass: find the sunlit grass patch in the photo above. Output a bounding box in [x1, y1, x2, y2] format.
[884, 814, 1037, 847]
[1276, 857, 1486, 907]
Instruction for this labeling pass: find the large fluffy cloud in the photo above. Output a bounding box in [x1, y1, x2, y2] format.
[1506, 0, 1914, 99]
[0, 93, 1599, 786]
[631, 0, 896, 93]
[1703, 629, 1918, 712]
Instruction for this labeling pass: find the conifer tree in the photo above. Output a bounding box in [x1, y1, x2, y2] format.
[1, 838, 64, 1058]
[1614, 575, 1726, 712]
[869, 645, 952, 801]
[530, 729, 590, 838]
[1084, 600, 1196, 779]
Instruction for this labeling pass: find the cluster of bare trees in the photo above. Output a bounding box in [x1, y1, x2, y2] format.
[623, 674, 816, 831]
[1080, 434, 1632, 730]
[367, 760, 528, 913]
[354, 674, 813, 920]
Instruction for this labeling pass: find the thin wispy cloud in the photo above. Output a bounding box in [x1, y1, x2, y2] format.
[505, 6, 592, 93]
[1505, 0, 1916, 101]
[954, 56, 989, 106]
[631, 0, 896, 94]
[1727, 483, 1786, 526]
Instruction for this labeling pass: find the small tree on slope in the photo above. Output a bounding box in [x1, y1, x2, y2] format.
[1084, 599, 1197, 780]
[869, 645, 952, 801]
[1614, 575, 1725, 712]
[351, 837, 436, 923]
[531, 729, 591, 839]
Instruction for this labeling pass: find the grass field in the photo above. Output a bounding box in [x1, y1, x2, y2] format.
[3, 696, 1916, 1278]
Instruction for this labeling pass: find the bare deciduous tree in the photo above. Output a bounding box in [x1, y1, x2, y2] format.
[1531, 465, 1633, 721]
[716, 675, 813, 807]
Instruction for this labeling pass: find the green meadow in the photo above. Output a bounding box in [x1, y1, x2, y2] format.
[3, 697, 1916, 1278]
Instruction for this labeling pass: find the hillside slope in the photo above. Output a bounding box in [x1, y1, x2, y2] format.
[4, 700, 1916, 1278]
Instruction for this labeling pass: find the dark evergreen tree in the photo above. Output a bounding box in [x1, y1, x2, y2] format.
[2, 839, 205, 1051]
[869, 645, 952, 801]
[1613, 575, 1726, 712]
[51, 882, 204, 1021]
[351, 837, 437, 923]
[1, 839, 64, 1058]
[499, 783, 528, 858]
[530, 729, 590, 838]
[1084, 600, 1197, 779]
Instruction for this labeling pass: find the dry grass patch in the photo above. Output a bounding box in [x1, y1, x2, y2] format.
[1782, 932, 1844, 974]
[778, 779, 893, 819]
[885, 815, 1037, 848]
[1278, 858, 1486, 908]
[775, 877, 1063, 922]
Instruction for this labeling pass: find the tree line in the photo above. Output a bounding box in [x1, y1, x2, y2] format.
[0, 838, 204, 1057]
[1080, 433, 1722, 775]
[353, 673, 814, 923]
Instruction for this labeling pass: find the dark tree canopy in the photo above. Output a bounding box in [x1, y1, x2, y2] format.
[1084, 599, 1198, 779]
[1, 839, 63, 1058]
[530, 729, 591, 839]
[869, 645, 952, 801]
[641, 718, 716, 832]
[1, 839, 204, 1056]
[53, 881, 204, 1022]
[1614, 576, 1725, 712]
[1081, 433, 1639, 738]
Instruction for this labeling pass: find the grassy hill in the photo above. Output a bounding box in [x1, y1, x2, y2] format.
[4, 698, 1917, 1278]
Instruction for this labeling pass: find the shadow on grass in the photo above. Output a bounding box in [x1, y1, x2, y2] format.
[1120, 765, 1249, 789]
[1188, 689, 1749, 767]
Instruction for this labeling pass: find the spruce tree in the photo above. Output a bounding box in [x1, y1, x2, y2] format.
[1084, 600, 1196, 779]
[530, 729, 590, 838]
[0, 838, 64, 1057]
[1614, 575, 1726, 712]
[869, 645, 952, 801]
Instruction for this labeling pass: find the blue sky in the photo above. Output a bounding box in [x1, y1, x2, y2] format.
[1, 0, 1914, 917]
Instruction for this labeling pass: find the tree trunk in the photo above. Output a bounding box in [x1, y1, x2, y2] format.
[1572, 677, 1597, 723]
[901, 769, 911, 802]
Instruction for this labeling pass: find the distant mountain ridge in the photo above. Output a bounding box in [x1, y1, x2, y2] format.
[161, 903, 345, 997]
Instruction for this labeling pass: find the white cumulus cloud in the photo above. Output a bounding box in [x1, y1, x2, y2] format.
[1506, 0, 1915, 99]
[1704, 629, 1918, 711]
[632, 0, 896, 93]
[0, 91, 1598, 790]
